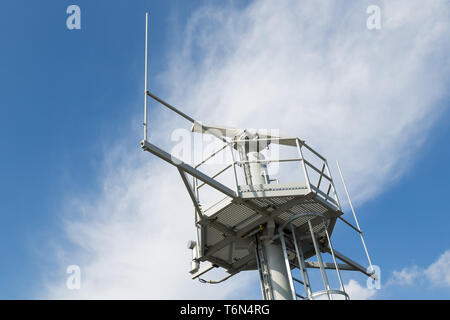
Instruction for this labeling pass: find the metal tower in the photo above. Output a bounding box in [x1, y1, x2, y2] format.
[141, 13, 376, 300]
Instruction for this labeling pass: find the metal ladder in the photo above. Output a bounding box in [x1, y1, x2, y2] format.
[255, 234, 274, 300]
[279, 213, 349, 300]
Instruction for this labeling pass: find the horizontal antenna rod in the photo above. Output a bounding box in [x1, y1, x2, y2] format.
[147, 91, 195, 123]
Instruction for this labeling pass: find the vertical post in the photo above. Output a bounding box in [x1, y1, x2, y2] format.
[322, 219, 346, 294]
[143, 12, 149, 141]
[324, 160, 341, 209]
[296, 139, 311, 192]
[336, 160, 374, 272]
[193, 177, 200, 222]
[229, 143, 240, 196]
[308, 220, 332, 300]
[290, 224, 313, 299]
[279, 231, 297, 300]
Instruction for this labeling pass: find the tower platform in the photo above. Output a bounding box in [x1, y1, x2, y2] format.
[197, 181, 343, 274]
[142, 127, 374, 299]
[140, 17, 376, 297]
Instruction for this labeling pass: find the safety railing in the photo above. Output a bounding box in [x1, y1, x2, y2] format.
[193, 136, 342, 214]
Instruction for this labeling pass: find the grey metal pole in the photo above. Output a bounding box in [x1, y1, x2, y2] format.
[324, 160, 341, 208]
[279, 231, 297, 300]
[290, 224, 313, 299]
[144, 12, 149, 141]
[241, 138, 294, 300]
[308, 219, 332, 300]
[264, 236, 295, 300]
[322, 219, 346, 292]
[229, 144, 240, 196]
[296, 139, 311, 192]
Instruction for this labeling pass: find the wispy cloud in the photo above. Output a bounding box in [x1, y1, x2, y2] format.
[425, 250, 450, 287]
[43, 148, 255, 299]
[389, 266, 422, 286]
[43, 0, 450, 298]
[386, 250, 450, 288]
[341, 249, 450, 299]
[312, 279, 377, 300]
[162, 0, 450, 204]
[345, 279, 377, 300]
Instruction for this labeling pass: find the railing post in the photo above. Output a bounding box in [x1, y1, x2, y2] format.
[325, 160, 341, 209]
[296, 139, 311, 192]
[229, 143, 240, 197]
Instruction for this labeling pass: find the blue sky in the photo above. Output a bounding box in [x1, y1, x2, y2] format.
[0, 0, 449, 299]
[0, 0, 177, 298]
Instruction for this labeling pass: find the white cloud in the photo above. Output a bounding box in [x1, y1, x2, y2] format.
[386, 250, 450, 289]
[314, 279, 376, 300]
[425, 250, 450, 287]
[43, 149, 254, 299]
[389, 266, 422, 286]
[343, 250, 450, 299]
[43, 0, 450, 299]
[345, 279, 377, 300]
[162, 0, 450, 204]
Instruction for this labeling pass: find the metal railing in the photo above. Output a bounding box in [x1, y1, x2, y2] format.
[193, 136, 342, 213]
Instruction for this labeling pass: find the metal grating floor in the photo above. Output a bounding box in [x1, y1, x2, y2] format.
[199, 187, 343, 273]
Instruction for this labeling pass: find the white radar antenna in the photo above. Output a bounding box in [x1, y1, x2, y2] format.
[140, 13, 376, 300]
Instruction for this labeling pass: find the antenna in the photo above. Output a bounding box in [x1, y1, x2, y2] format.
[140, 14, 376, 300]
[143, 12, 149, 141]
[336, 160, 374, 272]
